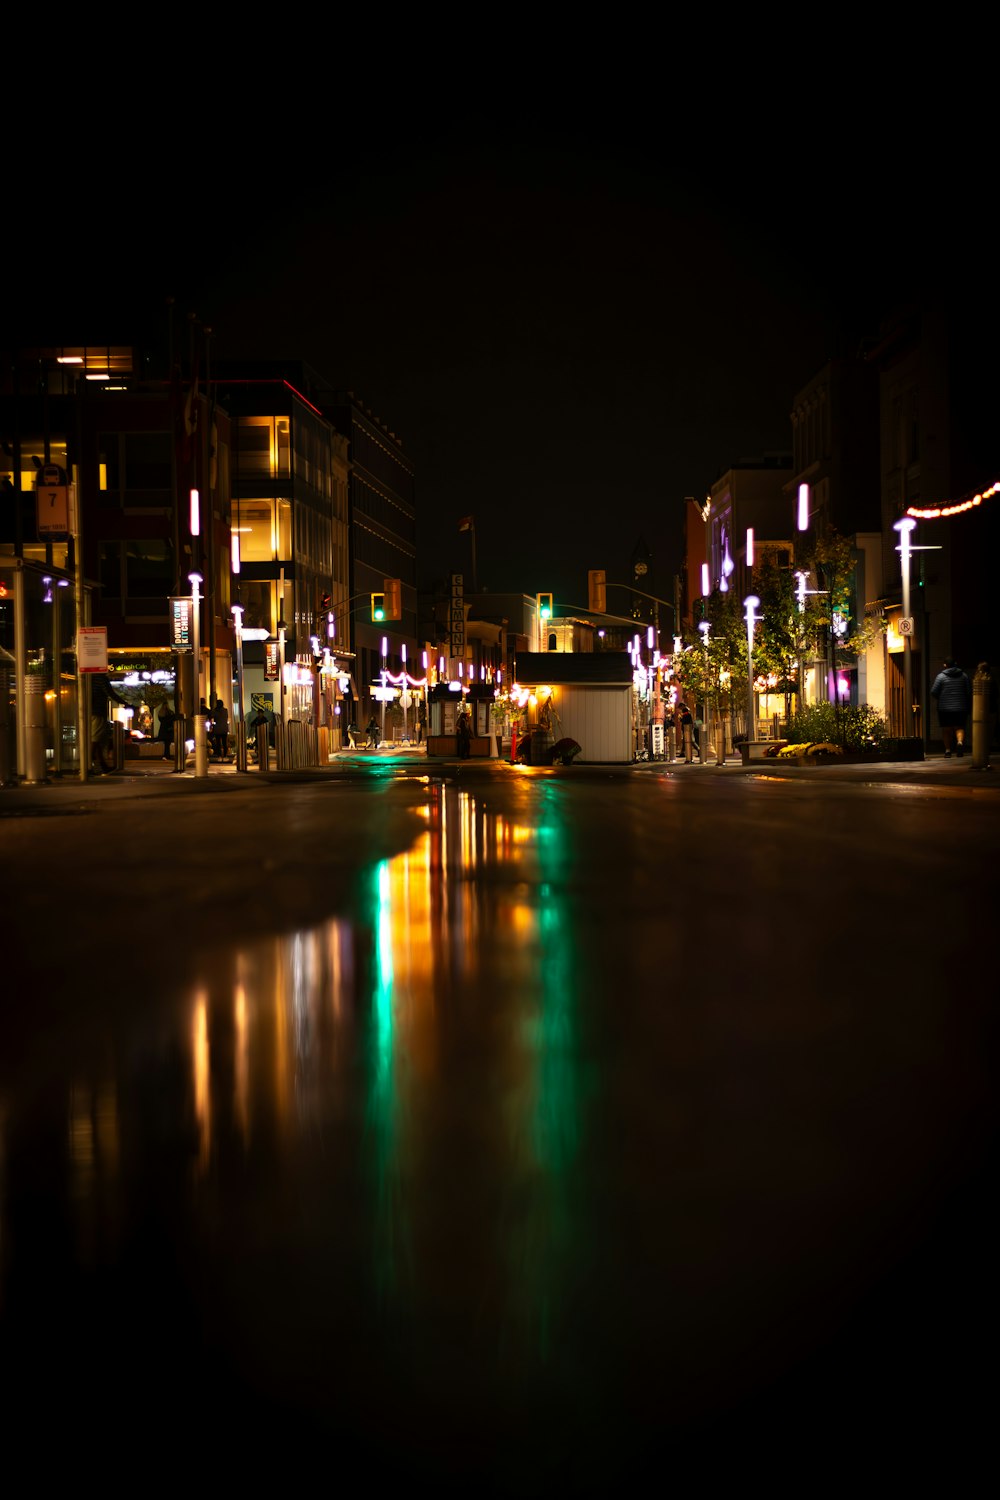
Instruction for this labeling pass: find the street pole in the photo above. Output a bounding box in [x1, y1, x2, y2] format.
[277, 565, 287, 732]
[233, 604, 246, 772]
[381, 636, 387, 747]
[894, 518, 916, 741]
[745, 595, 760, 746]
[190, 571, 207, 778]
[698, 619, 713, 764]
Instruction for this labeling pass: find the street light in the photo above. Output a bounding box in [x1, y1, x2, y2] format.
[698, 618, 719, 765]
[893, 517, 917, 740]
[745, 594, 760, 745]
[189, 571, 207, 778]
[232, 604, 246, 771]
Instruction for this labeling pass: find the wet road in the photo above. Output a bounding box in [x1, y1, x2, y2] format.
[1, 769, 996, 1489]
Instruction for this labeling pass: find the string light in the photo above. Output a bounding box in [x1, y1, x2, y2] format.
[907, 480, 999, 520]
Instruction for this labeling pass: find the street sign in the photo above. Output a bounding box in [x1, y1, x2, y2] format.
[37, 486, 70, 535]
[899, 617, 914, 635]
[77, 626, 108, 673]
[169, 596, 193, 649]
[264, 643, 279, 680]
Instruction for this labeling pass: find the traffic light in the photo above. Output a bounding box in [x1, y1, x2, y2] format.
[587, 569, 606, 614]
[371, 592, 385, 622]
[383, 576, 402, 620]
[320, 591, 332, 610]
[538, 592, 553, 621]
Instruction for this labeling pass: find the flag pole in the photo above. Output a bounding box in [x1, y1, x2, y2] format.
[459, 516, 478, 593]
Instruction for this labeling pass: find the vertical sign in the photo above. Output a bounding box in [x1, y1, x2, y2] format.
[264, 643, 279, 681]
[37, 486, 70, 535]
[170, 596, 193, 649]
[450, 572, 465, 660]
[77, 626, 109, 673]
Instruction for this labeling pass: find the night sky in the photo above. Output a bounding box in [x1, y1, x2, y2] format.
[15, 87, 987, 611]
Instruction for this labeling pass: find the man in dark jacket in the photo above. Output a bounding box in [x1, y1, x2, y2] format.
[930, 658, 972, 757]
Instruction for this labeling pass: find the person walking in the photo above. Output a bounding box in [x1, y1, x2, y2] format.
[365, 713, 380, 749]
[931, 657, 972, 757]
[210, 697, 230, 759]
[456, 705, 472, 759]
[157, 701, 177, 760]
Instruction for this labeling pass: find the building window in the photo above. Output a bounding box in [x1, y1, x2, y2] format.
[233, 499, 292, 561]
[126, 538, 173, 598]
[235, 417, 291, 479]
[99, 541, 122, 598]
[237, 580, 274, 635]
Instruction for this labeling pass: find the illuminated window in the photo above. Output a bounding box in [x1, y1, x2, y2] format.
[236, 417, 291, 479]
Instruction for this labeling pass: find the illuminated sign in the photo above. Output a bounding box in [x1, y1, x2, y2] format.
[170, 596, 192, 649]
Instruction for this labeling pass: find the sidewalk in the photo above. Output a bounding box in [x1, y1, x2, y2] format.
[3, 742, 999, 812]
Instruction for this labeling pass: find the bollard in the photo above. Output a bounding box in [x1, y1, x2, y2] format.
[112, 720, 126, 772]
[173, 720, 186, 772]
[683, 723, 693, 763]
[667, 724, 676, 762]
[236, 720, 248, 773]
[23, 672, 47, 784]
[971, 664, 992, 771]
[194, 712, 208, 778]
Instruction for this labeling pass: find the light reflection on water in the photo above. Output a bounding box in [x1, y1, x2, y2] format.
[8, 784, 587, 1417]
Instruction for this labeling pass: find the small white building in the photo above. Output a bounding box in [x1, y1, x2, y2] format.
[512, 652, 634, 763]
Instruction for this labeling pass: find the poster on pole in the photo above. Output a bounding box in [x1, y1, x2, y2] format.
[170, 596, 193, 650]
[37, 486, 70, 536]
[77, 627, 108, 674]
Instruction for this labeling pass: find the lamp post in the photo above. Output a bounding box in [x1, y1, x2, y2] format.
[744, 594, 760, 745]
[189, 571, 207, 778]
[380, 635, 388, 747]
[893, 517, 917, 740]
[277, 566, 287, 732]
[701, 618, 716, 768]
[232, 604, 246, 771]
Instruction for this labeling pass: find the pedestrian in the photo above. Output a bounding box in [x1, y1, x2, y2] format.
[930, 657, 972, 757]
[365, 713, 380, 749]
[346, 720, 359, 749]
[456, 705, 472, 759]
[211, 697, 230, 759]
[248, 706, 275, 752]
[90, 673, 126, 774]
[157, 701, 177, 760]
[677, 700, 694, 761]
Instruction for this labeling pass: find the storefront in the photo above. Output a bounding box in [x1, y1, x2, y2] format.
[0, 557, 86, 780]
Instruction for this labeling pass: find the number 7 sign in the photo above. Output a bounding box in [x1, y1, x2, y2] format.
[37, 485, 70, 536]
